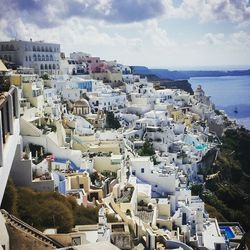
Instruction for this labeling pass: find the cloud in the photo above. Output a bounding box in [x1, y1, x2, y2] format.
[198, 33, 225, 45]
[144, 20, 174, 48]
[163, 0, 250, 26]
[0, 0, 166, 29]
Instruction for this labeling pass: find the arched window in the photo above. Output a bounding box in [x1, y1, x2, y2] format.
[45, 46, 48, 52]
[38, 54, 41, 61]
[33, 54, 37, 61]
[37, 46, 40, 51]
[45, 64, 48, 70]
[10, 44, 14, 51]
[1, 45, 4, 51]
[6, 45, 9, 51]
[46, 55, 49, 61]
[50, 55, 53, 61]
[41, 46, 44, 52]
[53, 64, 56, 69]
[33, 46, 36, 51]
[49, 64, 52, 69]
[42, 55, 45, 61]
[49, 47, 52, 52]
[40, 64, 44, 70]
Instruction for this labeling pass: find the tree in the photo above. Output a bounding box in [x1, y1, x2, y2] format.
[38, 200, 74, 233]
[138, 138, 155, 156]
[105, 111, 121, 129]
[1, 179, 18, 215]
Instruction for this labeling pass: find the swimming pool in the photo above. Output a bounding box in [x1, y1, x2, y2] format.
[220, 226, 235, 239]
[195, 144, 207, 150]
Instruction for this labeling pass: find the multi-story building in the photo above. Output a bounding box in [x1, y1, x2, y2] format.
[0, 61, 20, 250]
[0, 39, 60, 75]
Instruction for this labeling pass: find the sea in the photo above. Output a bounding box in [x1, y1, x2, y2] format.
[189, 75, 250, 130]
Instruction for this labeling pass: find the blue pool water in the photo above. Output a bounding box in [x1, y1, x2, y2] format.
[195, 144, 207, 150]
[220, 226, 235, 239]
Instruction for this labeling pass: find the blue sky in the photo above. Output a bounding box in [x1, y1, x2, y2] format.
[0, 0, 250, 69]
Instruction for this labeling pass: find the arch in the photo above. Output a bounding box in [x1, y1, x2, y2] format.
[46, 55, 49, 61]
[45, 46, 48, 52]
[33, 54, 37, 61]
[42, 55, 45, 61]
[49, 47, 52, 52]
[38, 54, 41, 61]
[1, 45, 5, 51]
[45, 64, 48, 70]
[40, 64, 44, 70]
[33, 45, 36, 51]
[6, 45, 9, 51]
[10, 44, 14, 51]
[53, 64, 56, 69]
[50, 55, 53, 61]
[37, 46, 40, 51]
[49, 64, 52, 69]
[41, 46, 44, 52]
[53, 47, 56, 52]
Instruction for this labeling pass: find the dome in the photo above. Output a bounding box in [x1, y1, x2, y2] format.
[74, 98, 90, 107]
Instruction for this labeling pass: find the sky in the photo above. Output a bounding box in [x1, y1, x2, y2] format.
[0, 0, 250, 69]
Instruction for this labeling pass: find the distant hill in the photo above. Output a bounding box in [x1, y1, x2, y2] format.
[131, 66, 250, 80]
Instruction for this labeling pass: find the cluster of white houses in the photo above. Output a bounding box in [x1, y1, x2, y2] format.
[0, 40, 246, 250]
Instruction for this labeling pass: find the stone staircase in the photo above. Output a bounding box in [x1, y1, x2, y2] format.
[1, 209, 64, 249]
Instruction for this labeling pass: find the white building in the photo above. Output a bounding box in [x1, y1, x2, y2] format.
[0, 84, 20, 250]
[0, 40, 60, 75]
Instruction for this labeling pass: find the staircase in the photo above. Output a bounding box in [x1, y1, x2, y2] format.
[1, 209, 64, 249]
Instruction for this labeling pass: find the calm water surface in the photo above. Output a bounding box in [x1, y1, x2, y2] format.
[189, 75, 250, 129]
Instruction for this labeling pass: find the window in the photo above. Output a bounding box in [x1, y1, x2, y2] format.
[141, 168, 144, 173]
[132, 170, 136, 175]
[79, 184, 84, 189]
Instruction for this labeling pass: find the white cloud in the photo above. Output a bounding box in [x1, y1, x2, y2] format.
[144, 20, 174, 48]
[198, 33, 225, 45]
[163, 0, 250, 26]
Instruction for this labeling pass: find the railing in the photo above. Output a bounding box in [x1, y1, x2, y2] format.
[1, 209, 64, 248]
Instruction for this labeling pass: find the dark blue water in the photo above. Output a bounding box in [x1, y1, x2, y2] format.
[189, 76, 250, 129]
